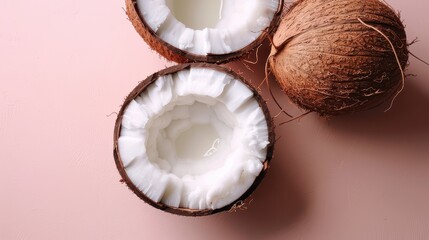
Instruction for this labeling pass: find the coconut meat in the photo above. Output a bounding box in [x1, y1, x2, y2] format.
[137, 0, 280, 55]
[118, 67, 269, 210]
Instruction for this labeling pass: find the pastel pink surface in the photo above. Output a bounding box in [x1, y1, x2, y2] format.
[1, 1, 429, 239]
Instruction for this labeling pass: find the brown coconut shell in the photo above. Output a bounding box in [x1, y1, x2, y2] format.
[126, 0, 283, 64]
[269, 0, 409, 115]
[113, 63, 275, 216]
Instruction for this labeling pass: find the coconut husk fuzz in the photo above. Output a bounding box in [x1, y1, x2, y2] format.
[126, 0, 283, 64]
[269, 0, 409, 115]
[113, 63, 275, 216]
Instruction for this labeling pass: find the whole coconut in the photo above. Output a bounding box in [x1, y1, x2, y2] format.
[269, 0, 409, 115]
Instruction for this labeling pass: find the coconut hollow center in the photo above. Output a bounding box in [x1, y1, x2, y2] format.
[165, 0, 222, 30]
[175, 124, 220, 161]
[154, 102, 232, 178]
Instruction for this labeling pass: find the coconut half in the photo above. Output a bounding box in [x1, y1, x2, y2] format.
[126, 0, 283, 63]
[113, 64, 274, 216]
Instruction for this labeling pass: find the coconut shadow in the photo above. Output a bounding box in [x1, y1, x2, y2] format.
[209, 155, 309, 238]
[323, 80, 429, 155]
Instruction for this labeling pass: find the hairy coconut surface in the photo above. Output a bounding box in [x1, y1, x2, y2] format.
[113, 63, 275, 216]
[126, 0, 283, 63]
[269, 0, 409, 115]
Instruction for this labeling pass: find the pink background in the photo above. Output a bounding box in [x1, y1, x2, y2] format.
[1, 0, 429, 239]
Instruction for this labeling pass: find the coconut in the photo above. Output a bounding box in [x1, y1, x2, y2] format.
[269, 0, 409, 115]
[126, 0, 283, 63]
[113, 63, 275, 216]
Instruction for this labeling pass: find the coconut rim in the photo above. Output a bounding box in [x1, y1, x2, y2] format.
[126, 0, 284, 64]
[113, 63, 275, 216]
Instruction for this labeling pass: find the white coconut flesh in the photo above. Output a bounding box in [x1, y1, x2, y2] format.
[118, 67, 270, 210]
[137, 0, 280, 55]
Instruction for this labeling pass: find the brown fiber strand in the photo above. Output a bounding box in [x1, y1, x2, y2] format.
[279, 111, 312, 125]
[259, 32, 297, 119]
[242, 61, 255, 73]
[258, 54, 272, 89]
[106, 112, 118, 117]
[243, 44, 262, 65]
[357, 18, 405, 112]
[409, 51, 429, 66]
[263, 53, 294, 118]
[228, 201, 247, 212]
